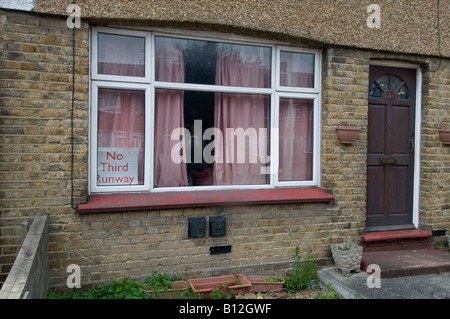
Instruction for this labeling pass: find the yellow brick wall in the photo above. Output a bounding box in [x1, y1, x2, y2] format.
[0, 9, 89, 286]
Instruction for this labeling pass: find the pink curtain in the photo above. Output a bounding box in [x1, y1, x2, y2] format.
[154, 38, 188, 187]
[280, 51, 314, 88]
[97, 88, 145, 184]
[97, 35, 147, 186]
[98, 33, 145, 77]
[279, 99, 313, 181]
[279, 53, 314, 181]
[214, 44, 270, 185]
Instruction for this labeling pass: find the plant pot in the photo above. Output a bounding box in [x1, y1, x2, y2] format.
[336, 126, 360, 144]
[247, 276, 284, 293]
[142, 280, 189, 299]
[188, 275, 252, 299]
[439, 128, 450, 145]
[330, 243, 363, 277]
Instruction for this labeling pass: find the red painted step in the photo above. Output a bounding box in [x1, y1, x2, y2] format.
[360, 229, 433, 252]
[361, 229, 432, 242]
[360, 229, 450, 278]
[361, 248, 450, 278]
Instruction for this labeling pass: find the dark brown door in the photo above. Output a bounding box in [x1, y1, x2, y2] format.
[366, 65, 416, 231]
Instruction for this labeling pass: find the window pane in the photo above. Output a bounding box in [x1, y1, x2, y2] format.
[155, 37, 187, 83]
[98, 33, 145, 77]
[215, 43, 271, 88]
[153, 89, 270, 187]
[97, 88, 145, 186]
[155, 36, 271, 88]
[280, 51, 314, 88]
[214, 92, 270, 185]
[279, 98, 313, 181]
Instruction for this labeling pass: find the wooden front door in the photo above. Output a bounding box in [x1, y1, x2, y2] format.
[366, 65, 416, 231]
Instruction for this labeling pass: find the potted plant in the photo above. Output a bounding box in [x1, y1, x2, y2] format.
[188, 274, 252, 299]
[439, 128, 450, 145]
[330, 242, 363, 277]
[247, 276, 284, 293]
[336, 126, 361, 144]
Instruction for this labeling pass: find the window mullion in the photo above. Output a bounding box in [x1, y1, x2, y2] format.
[154, 81, 273, 95]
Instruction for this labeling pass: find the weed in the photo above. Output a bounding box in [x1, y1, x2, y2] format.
[210, 282, 234, 299]
[284, 247, 318, 293]
[264, 276, 284, 283]
[47, 272, 203, 299]
[314, 283, 341, 299]
[47, 276, 148, 299]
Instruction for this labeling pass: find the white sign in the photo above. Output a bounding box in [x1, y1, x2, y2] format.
[97, 147, 139, 186]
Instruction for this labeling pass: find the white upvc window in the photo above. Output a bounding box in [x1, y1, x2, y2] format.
[89, 27, 321, 194]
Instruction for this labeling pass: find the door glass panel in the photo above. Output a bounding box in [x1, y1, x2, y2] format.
[376, 75, 388, 91]
[369, 83, 382, 97]
[390, 75, 402, 90]
[396, 85, 409, 99]
[370, 74, 409, 99]
[390, 75, 409, 99]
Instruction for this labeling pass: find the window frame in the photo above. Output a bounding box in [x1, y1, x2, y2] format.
[90, 81, 153, 193]
[89, 27, 321, 194]
[91, 27, 152, 83]
[273, 92, 320, 187]
[275, 46, 321, 94]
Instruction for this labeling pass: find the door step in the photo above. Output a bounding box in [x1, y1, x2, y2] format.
[360, 229, 450, 278]
[360, 228, 432, 252]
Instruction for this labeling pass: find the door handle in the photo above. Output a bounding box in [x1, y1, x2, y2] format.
[410, 139, 414, 152]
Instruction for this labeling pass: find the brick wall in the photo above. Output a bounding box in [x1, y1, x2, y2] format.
[0, 9, 89, 286]
[0, 9, 448, 289]
[419, 58, 450, 246]
[321, 48, 370, 243]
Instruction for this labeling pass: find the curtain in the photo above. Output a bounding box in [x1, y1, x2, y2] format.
[214, 44, 270, 185]
[278, 53, 314, 181]
[98, 33, 145, 77]
[97, 89, 145, 184]
[279, 51, 314, 88]
[97, 34, 147, 185]
[154, 38, 188, 187]
[279, 99, 313, 181]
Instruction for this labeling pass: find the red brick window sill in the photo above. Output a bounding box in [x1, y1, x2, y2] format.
[77, 187, 334, 214]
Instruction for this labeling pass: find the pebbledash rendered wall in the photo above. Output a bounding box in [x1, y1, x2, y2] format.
[0, 9, 449, 289]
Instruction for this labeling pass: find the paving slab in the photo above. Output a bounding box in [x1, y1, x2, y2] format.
[318, 266, 450, 299]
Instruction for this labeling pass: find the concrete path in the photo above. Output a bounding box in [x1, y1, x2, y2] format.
[318, 266, 450, 299]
